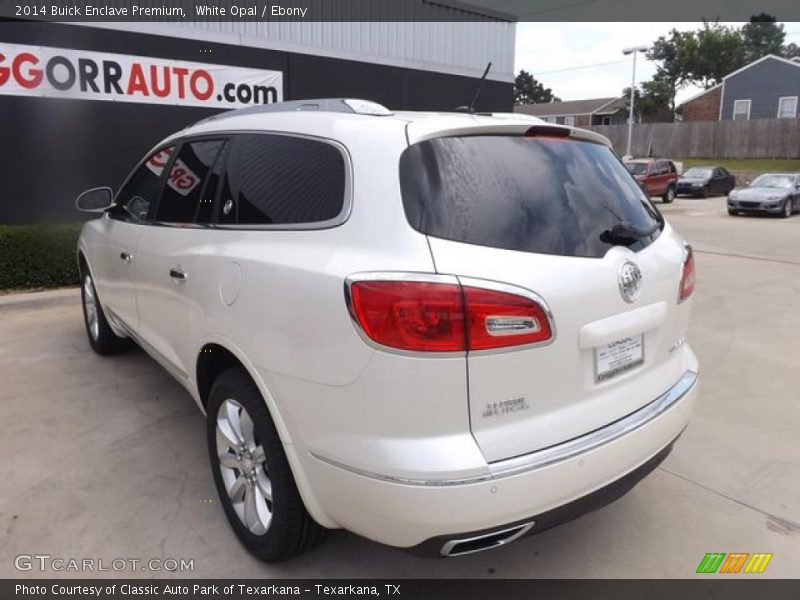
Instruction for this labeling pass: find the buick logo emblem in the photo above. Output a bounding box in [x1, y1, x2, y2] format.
[618, 260, 642, 304]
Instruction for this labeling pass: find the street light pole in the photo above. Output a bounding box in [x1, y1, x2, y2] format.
[622, 45, 648, 158]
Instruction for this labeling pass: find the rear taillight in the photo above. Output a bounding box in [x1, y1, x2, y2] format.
[463, 286, 552, 350]
[347, 280, 465, 352]
[347, 277, 552, 353]
[678, 246, 695, 302]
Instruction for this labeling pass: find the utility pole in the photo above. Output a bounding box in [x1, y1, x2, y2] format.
[622, 45, 648, 158]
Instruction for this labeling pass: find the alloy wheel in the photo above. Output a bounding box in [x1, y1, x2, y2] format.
[216, 398, 273, 535]
[83, 275, 100, 341]
[785, 200, 792, 218]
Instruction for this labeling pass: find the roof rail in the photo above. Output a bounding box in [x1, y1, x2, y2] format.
[194, 98, 392, 125]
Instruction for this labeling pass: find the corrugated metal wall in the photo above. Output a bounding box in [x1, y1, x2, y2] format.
[77, 1, 515, 82]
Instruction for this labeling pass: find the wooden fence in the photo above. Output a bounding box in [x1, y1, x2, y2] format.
[588, 118, 800, 159]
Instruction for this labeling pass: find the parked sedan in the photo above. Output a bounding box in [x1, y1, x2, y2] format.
[728, 173, 800, 218]
[676, 166, 736, 197]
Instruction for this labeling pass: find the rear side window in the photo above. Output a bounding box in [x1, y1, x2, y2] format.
[400, 136, 662, 259]
[156, 140, 226, 224]
[219, 134, 346, 226]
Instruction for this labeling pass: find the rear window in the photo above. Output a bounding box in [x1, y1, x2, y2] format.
[400, 136, 662, 259]
[219, 134, 346, 226]
[625, 162, 648, 175]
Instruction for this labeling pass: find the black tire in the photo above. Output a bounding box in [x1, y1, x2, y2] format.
[80, 271, 132, 355]
[662, 185, 676, 204]
[781, 199, 793, 219]
[699, 185, 709, 198]
[207, 367, 325, 562]
[727, 208, 738, 216]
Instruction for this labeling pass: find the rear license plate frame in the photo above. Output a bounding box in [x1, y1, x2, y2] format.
[595, 335, 644, 382]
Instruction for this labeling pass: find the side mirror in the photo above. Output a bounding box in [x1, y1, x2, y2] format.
[76, 187, 114, 213]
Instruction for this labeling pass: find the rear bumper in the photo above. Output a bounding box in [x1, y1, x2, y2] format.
[412, 436, 677, 556]
[296, 370, 698, 548]
[676, 185, 705, 195]
[729, 201, 784, 214]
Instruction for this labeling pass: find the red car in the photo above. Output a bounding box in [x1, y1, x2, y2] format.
[624, 159, 679, 203]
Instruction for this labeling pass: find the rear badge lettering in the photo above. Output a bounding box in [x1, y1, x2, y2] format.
[482, 397, 529, 418]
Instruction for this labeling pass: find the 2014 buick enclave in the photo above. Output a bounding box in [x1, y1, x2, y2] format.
[76, 99, 698, 561]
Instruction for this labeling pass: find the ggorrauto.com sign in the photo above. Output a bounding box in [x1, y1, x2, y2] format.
[0, 42, 283, 108]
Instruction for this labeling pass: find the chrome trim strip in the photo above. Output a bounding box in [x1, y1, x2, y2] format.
[440, 521, 536, 557]
[489, 370, 697, 478]
[310, 370, 697, 486]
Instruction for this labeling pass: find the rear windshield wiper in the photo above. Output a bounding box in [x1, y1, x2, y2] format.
[603, 221, 660, 243]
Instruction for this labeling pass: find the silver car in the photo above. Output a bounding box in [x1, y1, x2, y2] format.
[728, 173, 800, 218]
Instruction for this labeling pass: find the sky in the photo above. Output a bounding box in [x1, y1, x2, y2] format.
[514, 22, 800, 105]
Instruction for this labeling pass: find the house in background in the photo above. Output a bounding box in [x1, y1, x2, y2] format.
[515, 96, 627, 126]
[678, 55, 800, 121]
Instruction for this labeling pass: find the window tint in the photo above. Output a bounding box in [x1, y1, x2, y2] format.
[625, 162, 647, 175]
[400, 136, 662, 259]
[220, 134, 345, 226]
[155, 140, 225, 224]
[113, 146, 175, 222]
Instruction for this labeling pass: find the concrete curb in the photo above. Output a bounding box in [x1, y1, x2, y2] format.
[0, 287, 80, 311]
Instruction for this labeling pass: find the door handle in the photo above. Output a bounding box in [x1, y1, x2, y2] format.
[169, 268, 188, 281]
[120, 252, 133, 263]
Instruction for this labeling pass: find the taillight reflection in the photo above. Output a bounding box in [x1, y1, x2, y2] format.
[348, 281, 465, 352]
[679, 246, 695, 302]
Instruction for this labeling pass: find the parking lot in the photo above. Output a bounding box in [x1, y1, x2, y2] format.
[1, 195, 798, 578]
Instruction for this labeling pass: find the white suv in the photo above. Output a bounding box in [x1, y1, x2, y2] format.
[76, 99, 698, 561]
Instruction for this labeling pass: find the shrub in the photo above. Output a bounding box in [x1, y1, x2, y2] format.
[0, 223, 84, 290]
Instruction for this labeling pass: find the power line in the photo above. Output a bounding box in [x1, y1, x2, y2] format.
[530, 30, 800, 77]
[534, 59, 629, 75]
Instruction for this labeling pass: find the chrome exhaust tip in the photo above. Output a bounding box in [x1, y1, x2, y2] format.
[440, 521, 535, 557]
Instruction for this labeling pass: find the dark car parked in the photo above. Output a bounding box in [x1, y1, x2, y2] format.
[676, 166, 736, 197]
[728, 173, 800, 218]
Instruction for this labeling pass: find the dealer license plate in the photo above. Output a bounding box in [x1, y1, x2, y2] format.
[596, 335, 644, 381]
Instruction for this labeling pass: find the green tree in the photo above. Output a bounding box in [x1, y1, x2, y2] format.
[689, 21, 747, 86]
[641, 15, 798, 121]
[514, 70, 559, 105]
[620, 78, 673, 122]
[646, 29, 695, 116]
[783, 43, 800, 58]
[741, 14, 786, 62]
